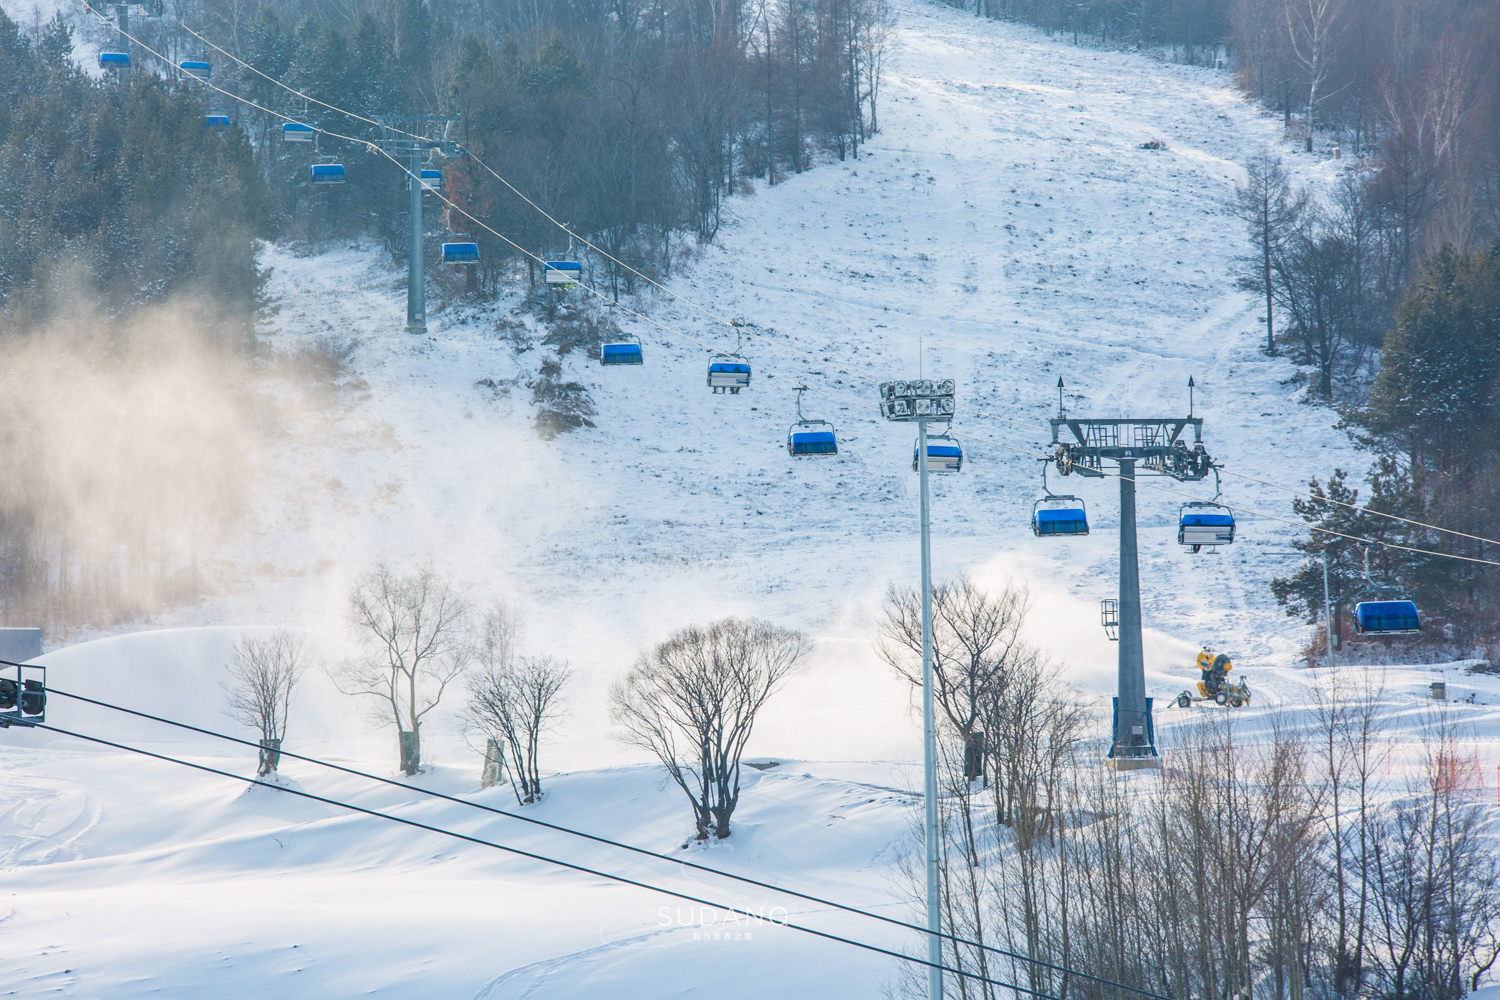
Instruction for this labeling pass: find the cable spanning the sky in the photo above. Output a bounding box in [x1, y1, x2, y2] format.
[30, 719, 1066, 999]
[33, 680, 1171, 1000]
[81, 6, 1500, 569]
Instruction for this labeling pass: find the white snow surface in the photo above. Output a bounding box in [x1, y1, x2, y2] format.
[5, 1, 1500, 996]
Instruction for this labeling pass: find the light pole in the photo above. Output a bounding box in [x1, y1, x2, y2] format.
[1322, 548, 1336, 669]
[879, 378, 956, 1000]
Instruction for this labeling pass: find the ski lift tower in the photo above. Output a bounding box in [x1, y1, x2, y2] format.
[1046, 378, 1214, 769]
[104, 0, 163, 62]
[375, 116, 459, 334]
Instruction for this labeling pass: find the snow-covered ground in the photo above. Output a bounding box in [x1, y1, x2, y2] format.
[5, 1, 1500, 995]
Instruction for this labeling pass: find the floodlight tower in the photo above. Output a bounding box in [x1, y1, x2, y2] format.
[1046, 378, 1214, 768]
[375, 116, 459, 334]
[877, 377, 956, 1000]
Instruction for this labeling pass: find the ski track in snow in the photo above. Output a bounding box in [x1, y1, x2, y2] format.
[5, 2, 1500, 997]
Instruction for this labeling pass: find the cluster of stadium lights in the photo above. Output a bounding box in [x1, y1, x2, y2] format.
[878, 380, 956, 421]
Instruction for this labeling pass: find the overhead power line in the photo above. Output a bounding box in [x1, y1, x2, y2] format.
[37, 681, 1171, 1000]
[32, 720, 1061, 999]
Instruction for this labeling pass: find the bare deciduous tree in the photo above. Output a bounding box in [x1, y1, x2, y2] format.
[611, 617, 807, 841]
[224, 629, 312, 776]
[463, 602, 571, 805]
[877, 574, 1039, 745]
[334, 564, 472, 775]
[1232, 151, 1307, 356]
[1282, 0, 1350, 152]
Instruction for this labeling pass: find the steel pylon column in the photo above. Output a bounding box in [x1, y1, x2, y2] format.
[918, 419, 942, 1000]
[1112, 457, 1155, 765]
[407, 146, 426, 334]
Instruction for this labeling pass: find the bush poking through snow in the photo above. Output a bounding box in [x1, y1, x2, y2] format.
[531, 355, 596, 438]
[541, 307, 615, 358]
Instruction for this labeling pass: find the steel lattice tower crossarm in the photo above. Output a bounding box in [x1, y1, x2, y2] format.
[1046, 385, 1213, 769]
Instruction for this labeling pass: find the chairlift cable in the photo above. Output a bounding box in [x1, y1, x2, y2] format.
[89, 3, 1499, 565]
[147, 4, 1497, 539]
[164, 12, 431, 146]
[1215, 467, 1500, 548]
[82, 0, 848, 412]
[940, 427, 1500, 568]
[29, 721, 1063, 1000]
[161, 9, 1042, 432]
[31, 683, 1168, 1000]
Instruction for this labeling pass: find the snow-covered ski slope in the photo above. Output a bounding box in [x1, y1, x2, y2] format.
[210, 0, 1371, 766]
[6, 1, 1500, 996]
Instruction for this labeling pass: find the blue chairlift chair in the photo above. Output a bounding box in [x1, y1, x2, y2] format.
[1351, 547, 1422, 636]
[913, 429, 962, 473]
[708, 361, 751, 393]
[600, 338, 644, 365]
[442, 242, 480, 264]
[1031, 463, 1086, 535]
[1178, 501, 1236, 553]
[543, 261, 582, 285]
[1033, 497, 1089, 536]
[787, 386, 837, 456]
[1353, 600, 1422, 635]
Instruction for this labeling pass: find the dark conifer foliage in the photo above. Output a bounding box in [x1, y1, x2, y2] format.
[1274, 243, 1500, 649]
[189, 0, 885, 288]
[0, 7, 272, 334]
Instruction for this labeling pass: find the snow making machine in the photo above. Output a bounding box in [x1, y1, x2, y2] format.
[1174, 647, 1251, 709]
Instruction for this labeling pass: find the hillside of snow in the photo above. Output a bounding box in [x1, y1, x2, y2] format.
[167, 0, 1374, 769]
[5, 0, 1500, 996]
